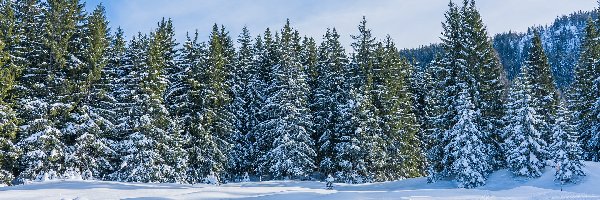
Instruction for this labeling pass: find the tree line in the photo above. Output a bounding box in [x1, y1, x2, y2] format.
[0, 0, 597, 188]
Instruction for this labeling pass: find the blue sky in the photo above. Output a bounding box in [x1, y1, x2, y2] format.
[84, 0, 597, 49]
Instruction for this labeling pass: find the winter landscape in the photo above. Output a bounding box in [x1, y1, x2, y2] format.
[1, 0, 600, 199]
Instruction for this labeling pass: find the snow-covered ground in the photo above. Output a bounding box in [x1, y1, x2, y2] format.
[2, 162, 599, 200]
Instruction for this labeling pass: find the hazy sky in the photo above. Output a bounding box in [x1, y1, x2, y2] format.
[84, 0, 597, 49]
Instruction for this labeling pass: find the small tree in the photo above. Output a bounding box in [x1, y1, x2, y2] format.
[552, 100, 585, 183]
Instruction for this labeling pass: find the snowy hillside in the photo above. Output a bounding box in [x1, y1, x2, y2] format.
[1, 162, 599, 200]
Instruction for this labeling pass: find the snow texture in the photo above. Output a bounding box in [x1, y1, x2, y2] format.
[2, 161, 600, 200]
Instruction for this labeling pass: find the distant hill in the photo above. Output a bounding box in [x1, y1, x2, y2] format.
[401, 10, 598, 88]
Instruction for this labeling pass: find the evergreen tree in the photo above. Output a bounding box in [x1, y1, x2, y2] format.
[525, 32, 559, 145]
[101, 27, 128, 179]
[16, 0, 86, 180]
[423, 56, 450, 182]
[228, 26, 253, 180]
[504, 68, 547, 178]
[427, 1, 506, 182]
[426, 2, 462, 181]
[300, 36, 318, 156]
[348, 16, 382, 182]
[444, 85, 489, 188]
[461, 0, 507, 169]
[180, 31, 208, 184]
[187, 25, 232, 183]
[116, 20, 186, 183]
[249, 28, 278, 177]
[312, 28, 348, 177]
[379, 36, 425, 180]
[568, 15, 600, 161]
[66, 4, 116, 179]
[551, 100, 585, 183]
[0, 1, 21, 183]
[256, 21, 315, 179]
[108, 30, 140, 182]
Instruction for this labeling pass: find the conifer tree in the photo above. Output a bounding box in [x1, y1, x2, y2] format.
[312, 28, 348, 177]
[504, 68, 547, 178]
[569, 16, 600, 161]
[426, 1, 462, 181]
[16, 0, 87, 180]
[249, 28, 278, 177]
[187, 25, 232, 183]
[257, 21, 315, 179]
[66, 4, 117, 179]
[525, 32, 559, 145]
[461, 0, 507, 169]
[348, 16, 383, 182]
[300, 36, 318, 150]
[423, 56, 450, 182]
[116, 20, 186, 183]
[0, 2, 21, 183]
[444, 85, 489, 188]
[379, 36, 425, 180]
[228, 26, 254, 180]
[551, 100, 585, 183]
[180, 31, 209, 184]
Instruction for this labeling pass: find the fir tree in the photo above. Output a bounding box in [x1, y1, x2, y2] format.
[0, 2, 21, 183]
[16, 0, 82, 180]
[461, 0, 507, 169]
[312, 28, 348, 177]
[348, 16, 382, 182]
[426, 2, 462, 181]
[228, 26, 253, 180]
[187, 25, 232, 183]
[551, 100, 585, 183]
[423, 56, 450, 182]
[444, 85, 489, 188]
[180, 31, 209, 184]
[568, 15, 600, 161]
[504, 68, 548, 178]
[379, 36, 425, 180]
[525, 32, 559, 145]
[66, 4, 116, 179]
[249, 28, 278, 178]
[116, 20, 186, 183]
[257, 21, 315, 179]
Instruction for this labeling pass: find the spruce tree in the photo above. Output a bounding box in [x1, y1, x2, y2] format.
[16, 0, 86, 180]
[312, 28, 348, 178]
[348, 16, 382, 182]
[426, 2, 462, 181]
[249, 28, 278, 178]
[187, 25, 232, 183]
[461, 0, 507, 169]
[504, 68, 547, 178]
[379, 36, 425, 180]
[423, 56, 450, 182]
[0, 2, 21, 183]
[113, 33, 157, 183]
[228, 26, 253, 180]
[67, 4, 116, 179]
[568, 15, 600, 161]
[258, 21, 315, 179]
[525, 32, 559, 145]
[444, 85, 489, 188]
[180, 31, 209, 184]
[116, 20, 186, 183]
[551, 100, 585, 183]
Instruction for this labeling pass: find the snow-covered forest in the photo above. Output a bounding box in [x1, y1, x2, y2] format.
[0, 0, 598, 191]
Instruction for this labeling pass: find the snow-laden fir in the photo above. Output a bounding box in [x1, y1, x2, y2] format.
[0, 0, 598, 198]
